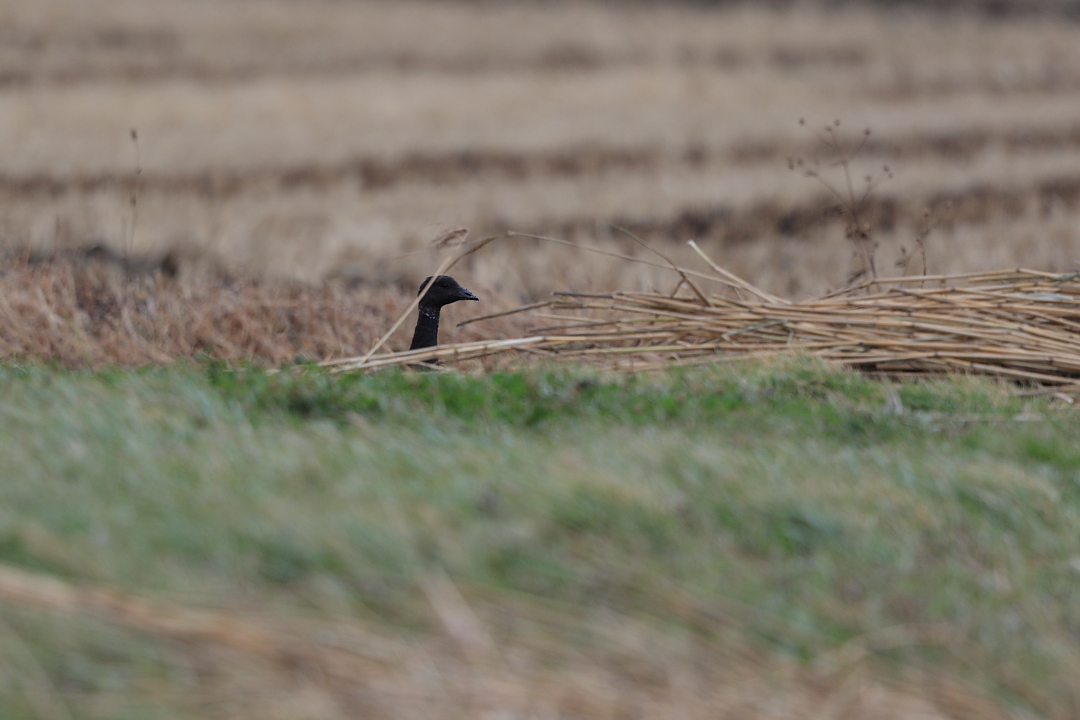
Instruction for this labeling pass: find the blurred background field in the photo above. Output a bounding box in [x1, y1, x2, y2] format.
[4, 1, 1080, 718]
[3, 0, 1080, 305]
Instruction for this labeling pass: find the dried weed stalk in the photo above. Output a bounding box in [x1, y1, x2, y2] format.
[896, 201, 954, 278]
[789, 119, 893, 284]
[127, 128, 142, 268]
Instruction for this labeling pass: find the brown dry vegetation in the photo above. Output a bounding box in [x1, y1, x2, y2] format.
[2, 0, 1080, 308]
[0, 248, 528, 366]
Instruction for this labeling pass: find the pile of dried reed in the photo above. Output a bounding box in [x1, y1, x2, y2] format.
[328, 242, 1080, 397]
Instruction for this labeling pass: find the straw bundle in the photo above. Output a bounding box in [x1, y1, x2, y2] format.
[325, 249, 1080, 396]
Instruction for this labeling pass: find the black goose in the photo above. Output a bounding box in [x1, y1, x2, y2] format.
[409, 275, 479, 359]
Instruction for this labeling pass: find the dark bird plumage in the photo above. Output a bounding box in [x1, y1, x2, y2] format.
[409, 275, 479, 357]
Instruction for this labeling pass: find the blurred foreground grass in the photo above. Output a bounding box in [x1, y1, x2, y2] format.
[0, 358, 1078, 717]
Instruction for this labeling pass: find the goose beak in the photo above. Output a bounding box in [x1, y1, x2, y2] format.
[459, 287, 479, 301]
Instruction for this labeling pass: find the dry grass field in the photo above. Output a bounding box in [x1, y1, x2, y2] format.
[3, 0, 1080, 309]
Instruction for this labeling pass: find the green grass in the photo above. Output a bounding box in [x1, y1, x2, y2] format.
[1, 358, 1079, 717]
